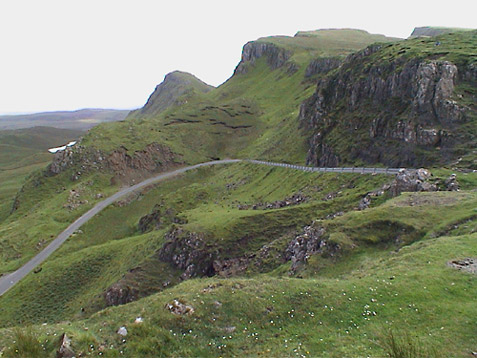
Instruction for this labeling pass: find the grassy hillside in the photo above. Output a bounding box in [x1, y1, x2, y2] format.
[2, 28, 476, 358]
[0, 165, 476, 357]
[0, 127, 84, 222]
[410, 26, 475, 37]
[80, 29, 400, 162]
[0, 109, 129, 130]
[0, 29, 401, 276]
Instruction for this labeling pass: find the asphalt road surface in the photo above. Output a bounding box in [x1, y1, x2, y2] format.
[0, 159, 404, 296]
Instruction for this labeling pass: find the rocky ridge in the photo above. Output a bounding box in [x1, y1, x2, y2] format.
[234, 41, 292, 74]
[299, 34, 477, 167]
[46, 142, 180, 185]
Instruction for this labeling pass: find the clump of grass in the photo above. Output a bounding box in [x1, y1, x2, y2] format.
[378, 329, 443, 358]
[2, 328, 50, 358]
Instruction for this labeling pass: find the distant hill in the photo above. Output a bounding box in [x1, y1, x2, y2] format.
[410, 26, 474, 37]
[0, 126, 84, 170]
[0, 108, 130, 130]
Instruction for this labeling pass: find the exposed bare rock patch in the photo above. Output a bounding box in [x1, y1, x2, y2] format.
[448, 258, 477, 274]
[47, 142, 181, 185]
[284, 225, 339, 273]
[104, 283, 138, 306]
[57, 333, 75, 358]
[237, 193, 307, 210]
[165, 299, 194, 315]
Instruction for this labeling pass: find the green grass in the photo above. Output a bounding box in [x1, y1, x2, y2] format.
[1, 230, 476, 357]
[1, 28, 476, 357]
[0, 162, 392, 326]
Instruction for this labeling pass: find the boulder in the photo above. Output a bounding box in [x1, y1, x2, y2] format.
[117, 327, 128, 336]
[165, 299, 194, 315]
[445, 174, 459, 191]
[56, 333, 75, 358]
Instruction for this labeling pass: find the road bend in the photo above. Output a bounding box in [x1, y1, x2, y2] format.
[0, 159, 404, 296]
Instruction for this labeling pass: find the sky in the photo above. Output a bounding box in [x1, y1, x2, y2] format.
[0, 0, 475, 114]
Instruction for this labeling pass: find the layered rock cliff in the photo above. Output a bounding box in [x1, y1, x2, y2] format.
[234, 41, 292, 74]
[299, 31, 477, 167]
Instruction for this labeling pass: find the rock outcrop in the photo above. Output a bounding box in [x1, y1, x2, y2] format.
[448, 258, 477, 274]
[158, 228, 216, 280]
[234, 41, 291, 74]
[47, 142, 180, 184]
[284, 225, 339, 273]
[138, 206, 186, 233]
[237, 193, 307, 210]
[104, 283, 138, 306]
[388, 168, 437, 196]
[57, 334, 75, 358]
[165, 299, 194, 315]
[299, 38, 476, 167]
[305, 57, 342, 78]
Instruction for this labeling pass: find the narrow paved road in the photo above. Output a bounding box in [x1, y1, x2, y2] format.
[0, 159, 404, 296]
[0, 159, 240, 296]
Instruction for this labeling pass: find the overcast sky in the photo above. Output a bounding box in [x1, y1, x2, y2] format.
[0, 0, 475, 114]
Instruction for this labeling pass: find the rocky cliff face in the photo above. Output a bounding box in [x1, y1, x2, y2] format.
[299, 36, 477, 167]
[234, 41, 291, 74]
[47, 142, 180, 184]
[305, 57, 342, 78]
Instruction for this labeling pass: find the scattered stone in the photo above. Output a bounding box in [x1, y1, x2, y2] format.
[57, 333, 75, 358]
[358, 195, 372, 210]
[285, 225, 337, 273]
[445, 174, 459, 191]
[165, 299, 195, 315]
[322, 191, 339, 201]
[134, 317, 143, 324]
[117, 327, 128, 336]
[448, 258, 477, 274]
[389, 169, 437, 196]
[325, 211, 343, 219]
[224, 326, 236, 333]
[237, 193, 306, 210]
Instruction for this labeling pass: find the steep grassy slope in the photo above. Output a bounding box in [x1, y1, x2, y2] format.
[129, 71, 214, 118]
[0, 109, 129, 130]
[79, 29, 400, 161]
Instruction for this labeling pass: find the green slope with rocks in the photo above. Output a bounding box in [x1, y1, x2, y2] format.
[1, 28, 477, 358]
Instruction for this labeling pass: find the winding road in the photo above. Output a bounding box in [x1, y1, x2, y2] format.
[0, 159, 404, 296]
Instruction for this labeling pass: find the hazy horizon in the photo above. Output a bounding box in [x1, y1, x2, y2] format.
[1, 0, 475, 114]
